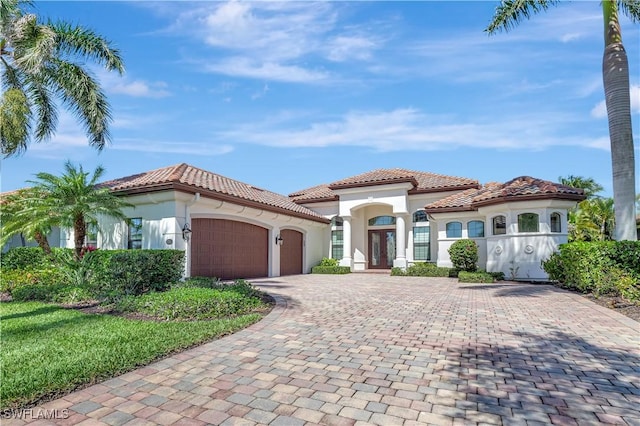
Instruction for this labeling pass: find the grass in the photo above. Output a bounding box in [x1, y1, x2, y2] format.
[0, 301, 265, 409]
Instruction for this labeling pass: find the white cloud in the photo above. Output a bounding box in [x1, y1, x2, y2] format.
[205, 57, 329, 83]
[112, 140, 234, 156]
[217, 107, 607, 153]
[165, 2, 382, 83]
[109, 80, 171, 98]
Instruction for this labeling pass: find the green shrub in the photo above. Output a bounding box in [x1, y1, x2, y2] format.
[391, 262, 452, 277]
[488, 271, 505, 281]
[542, 241, 640, 302]
[318, 258, 339, 267]
[11, 284, 64, 302]
[458, 271, 495, 283]
[115, 285, 263, 321]
[86, 250, 184, 296]
[173, 276, 222, 289]
[311, 266, 351, 274]
[448, 239, 478, 272]
[52, 286, 96, 304]
[1, 247, 72, 270]
[0, 267, 68, 294]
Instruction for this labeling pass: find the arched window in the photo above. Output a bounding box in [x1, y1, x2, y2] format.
[550, 212, 561, 233]
[492, 215, 506, 235]
[331, 216, 343, 260]
[518, 213, 539, 233]
[446, 222, 462, 238]
[468, 220, 485, 238]
[413, 210, 428, 223]
[368, 216, 396, 226]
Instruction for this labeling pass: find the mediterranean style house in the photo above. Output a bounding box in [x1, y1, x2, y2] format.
[2, 163, 585, 280]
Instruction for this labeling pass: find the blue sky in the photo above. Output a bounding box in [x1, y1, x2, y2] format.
[2, 1, 639, 197]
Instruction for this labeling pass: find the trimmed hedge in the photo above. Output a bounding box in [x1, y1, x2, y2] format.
[542, 241, 640, 302]
[86, 249, 184, 296]
[458, 271, 495, 283]
[0, 247, 72, 270]
[311, 266, 351, 274]
[391, 262, 452, 277]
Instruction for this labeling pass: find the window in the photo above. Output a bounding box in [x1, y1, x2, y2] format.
[468, 220, 485, 238]
[446, 222, 462, 238]
[128, 218, 142, 249]
[550, 213, 561, 233]
[85, 223, 98, 248]
[331, 216, 343, 226]
[413, 210, 428, 223]
[331, 216, 343, 260]
[518, 213, 539, 233]
[413, 227, 430, 261]
[368, 216, 396, 226]
[492, 216, 506, 235]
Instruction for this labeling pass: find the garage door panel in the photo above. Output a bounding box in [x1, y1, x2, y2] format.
[192, 219, 268, 280]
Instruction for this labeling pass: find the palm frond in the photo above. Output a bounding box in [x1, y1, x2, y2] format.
[486, 0, 560, 34]
[619, 0, 640, 22]
[26, 76, 57, 141]
[46, 59, 111, 150]
[50, 20, 124, 74]
[10, 13, 56, 74]
[0, 87, 31, 156]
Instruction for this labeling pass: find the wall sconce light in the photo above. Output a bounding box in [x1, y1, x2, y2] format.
[182, 223, 192, 241]
[275, 234, 284, 245]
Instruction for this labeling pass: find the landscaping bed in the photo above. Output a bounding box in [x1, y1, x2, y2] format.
[0, 273, 274, 410]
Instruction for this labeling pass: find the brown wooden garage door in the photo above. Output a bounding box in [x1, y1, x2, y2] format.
[191, 219, 268, 280]
[280, 229, 303, 276]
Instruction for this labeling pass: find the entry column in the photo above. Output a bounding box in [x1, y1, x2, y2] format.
[339, 215, 353, 270]
[394, 214, 408, 269]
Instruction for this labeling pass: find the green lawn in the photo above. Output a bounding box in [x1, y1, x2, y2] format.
[0, 301, 263, 409]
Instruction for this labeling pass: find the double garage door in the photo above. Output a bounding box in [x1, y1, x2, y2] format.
[191, 219, 302, 280]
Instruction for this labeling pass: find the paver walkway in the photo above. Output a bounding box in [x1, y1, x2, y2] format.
[9, 275, 640, 425]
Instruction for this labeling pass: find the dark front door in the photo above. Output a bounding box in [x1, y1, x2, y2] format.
[368, 230, 395, 269]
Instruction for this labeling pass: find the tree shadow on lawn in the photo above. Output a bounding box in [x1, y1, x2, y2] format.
[431, 327, 640, 423]
[0, 304, 64, 321]
[2, 310, 107, 338]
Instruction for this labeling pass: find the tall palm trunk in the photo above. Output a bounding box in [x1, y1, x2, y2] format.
[33, 230, 51, 255]
[602, 0, 637, 241]
[73, 214, 86, 260]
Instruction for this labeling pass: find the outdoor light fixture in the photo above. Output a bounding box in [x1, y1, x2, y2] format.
[182, 223, 192, 241]
[275, 234, 284, 245]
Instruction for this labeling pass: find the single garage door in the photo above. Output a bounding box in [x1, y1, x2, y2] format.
[191, 219, 268, 280]
[280, 229, 303, 276]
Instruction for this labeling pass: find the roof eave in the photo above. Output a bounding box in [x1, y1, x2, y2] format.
[409, 183, 481, 195]
[329, 177, 418, 190]
[471, 193, 587, 209]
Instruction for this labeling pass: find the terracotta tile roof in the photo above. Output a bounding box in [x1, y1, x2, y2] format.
[290, 168, 479, 203]
[425, 176, 586, 212]
[99, 163, 329, 223]
[288, 184, 338, 203]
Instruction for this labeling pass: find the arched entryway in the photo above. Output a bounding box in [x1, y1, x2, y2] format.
[280, 229, 303, 275]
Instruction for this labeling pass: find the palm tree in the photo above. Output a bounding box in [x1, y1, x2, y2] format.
[0, 0, 124, 157]
[487, 0, 638, 241]
[572, 198, 616, 241]
[1, 188, 53, 254]
[558, 175, 604, 200]
[2, 162, 134, 260]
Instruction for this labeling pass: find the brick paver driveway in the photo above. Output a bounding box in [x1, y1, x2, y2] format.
[18, 275, 640, 425]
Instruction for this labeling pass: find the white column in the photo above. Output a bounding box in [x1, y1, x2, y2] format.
[394, 214, 408, 269]
[339, 215, 353, 269]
